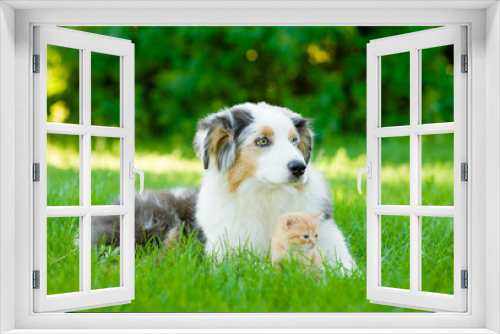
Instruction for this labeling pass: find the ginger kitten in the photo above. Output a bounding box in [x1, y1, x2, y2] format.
[271, 212, 324, 272]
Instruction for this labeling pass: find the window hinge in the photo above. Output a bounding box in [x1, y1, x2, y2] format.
[33, 54, 40, 73]
[461, 270, 468, 289]
[461, 162, 468, 181]
[461, 54, 468, 73]
[33, 163, 40, 182]
[33, 270, 40, 289]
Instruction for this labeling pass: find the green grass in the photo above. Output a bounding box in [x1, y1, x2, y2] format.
[45, 136, 454, 312]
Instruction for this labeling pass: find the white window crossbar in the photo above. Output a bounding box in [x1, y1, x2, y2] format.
[46, 122, 130, 138]
[372, 122, 454, 138]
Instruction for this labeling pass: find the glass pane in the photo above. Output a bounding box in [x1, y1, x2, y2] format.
[421, 133, 454, 206]
[47, 217, 80, 295]
[47, 45, 80, 124]
[91, 215, 121, 290]
[47, 134, 80, 206]
[421, 217, 454, 294]
[91, 137, 121, 205]
[381, 136, 410, 205]
[421, 45, 454, 124]
[91, 52, 120, 127]
[381, 52, 410, 127]
[381, 215, 410, 290]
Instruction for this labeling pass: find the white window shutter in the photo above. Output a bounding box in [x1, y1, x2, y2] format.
[33, 26, 135, 312]
[366, 26, 467, 312]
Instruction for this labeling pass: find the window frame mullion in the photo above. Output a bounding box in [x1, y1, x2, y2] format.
[81, 47, 92, 294]
[409, 47, 421, 294]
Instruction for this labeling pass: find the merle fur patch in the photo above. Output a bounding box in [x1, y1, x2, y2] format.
[201, 107, 253, 172]
[91, 189, 204, 246]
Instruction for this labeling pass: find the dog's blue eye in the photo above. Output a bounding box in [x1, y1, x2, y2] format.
[315, 234, 318, 238]
[256, 137, 269, 147]
[303, 235, 309, 239]
[292, 137, 299, 145]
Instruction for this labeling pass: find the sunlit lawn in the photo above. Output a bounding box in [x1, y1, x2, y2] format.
[46, 136, 454, 312]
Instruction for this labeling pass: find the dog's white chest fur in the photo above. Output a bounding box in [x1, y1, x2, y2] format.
[198, 171, 308, 252]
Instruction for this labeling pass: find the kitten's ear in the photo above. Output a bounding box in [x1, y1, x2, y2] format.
[284, 215, 296, 229]
[313, 213, 322, 219]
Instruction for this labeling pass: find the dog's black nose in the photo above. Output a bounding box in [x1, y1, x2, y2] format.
[288, 160, 306, 177]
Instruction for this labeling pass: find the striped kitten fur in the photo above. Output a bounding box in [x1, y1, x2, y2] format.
[91, 189, 205, 246]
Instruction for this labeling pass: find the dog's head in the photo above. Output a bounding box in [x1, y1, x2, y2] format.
[194, 102, 313, 193]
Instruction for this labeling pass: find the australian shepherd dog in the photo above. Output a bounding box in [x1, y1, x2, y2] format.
[92, 102, 355, 271]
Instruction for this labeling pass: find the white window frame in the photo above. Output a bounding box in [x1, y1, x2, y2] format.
[0, 1, 499, 333]
[366, 26, 468, 312]
[33, 25, 136, 313]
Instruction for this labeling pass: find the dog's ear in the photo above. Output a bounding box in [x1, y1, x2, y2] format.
[193, 108, 253, 173]
[205, 113, 235, 172]
[292, 117, 313, 164]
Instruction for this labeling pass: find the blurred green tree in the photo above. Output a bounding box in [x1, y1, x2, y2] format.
[49, 26, 452, 155]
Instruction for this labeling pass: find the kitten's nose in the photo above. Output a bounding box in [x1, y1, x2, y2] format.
[288, 160, 306, 177]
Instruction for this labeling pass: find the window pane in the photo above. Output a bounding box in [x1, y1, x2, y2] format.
[91, 52, 120, 127]
[91, 215, 121, 290]
[47, 45, 80, 124]
[421, 133, 454, 206]
[91, 137, 121, 205]
[47, 217, 80, 295]
[421, 217, 454, 295]
[47, 134, 80, 206]
[421, 45, 454, 124]
[381, 215, 410, 290]
[381, 52, 410, 127]
[381, 136, 410, 205]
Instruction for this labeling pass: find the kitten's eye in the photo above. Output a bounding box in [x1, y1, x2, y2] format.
[292, 137, 299, 145]
[303, 235, 309, 239]
[315, 234, 318, 238]
[256, 137, 269, 147]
